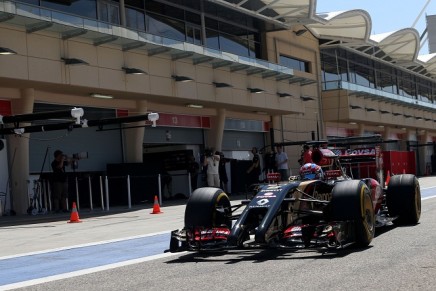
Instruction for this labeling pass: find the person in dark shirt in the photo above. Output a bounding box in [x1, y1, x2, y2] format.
[246, 147, 261, 186]
[161, 169, 173, 199]
[218, 152, 229, 193]
[51, 150, 69, 213]
[187, 155, 200, 191]
[264, 150, 276, 173]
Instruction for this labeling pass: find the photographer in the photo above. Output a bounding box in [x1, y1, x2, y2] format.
[203, 149, 220, 187]
[51, 150, 69, 213]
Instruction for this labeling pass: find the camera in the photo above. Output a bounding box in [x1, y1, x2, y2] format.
[64, 152, 88, 170]
[63, 152, 88, 160]
[72, 152, 88, 160]
[204, 149, 213, 157]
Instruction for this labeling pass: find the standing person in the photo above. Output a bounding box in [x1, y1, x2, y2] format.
[160, 169, 173, 199]
[302, 144, 313, 164]
[218, 152, 229, 193]
[203, 149, 220, 187]
[187, 155, 200, 191]
[246, 147, 261, 186]
[264, 150, 276, 173]
[51, 150, 69, 213]
[275, 145, 289, 181]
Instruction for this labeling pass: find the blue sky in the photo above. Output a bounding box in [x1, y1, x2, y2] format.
[316, 0, 435, 54]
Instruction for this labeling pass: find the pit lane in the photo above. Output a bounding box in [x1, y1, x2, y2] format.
[1, 179, 436, 290]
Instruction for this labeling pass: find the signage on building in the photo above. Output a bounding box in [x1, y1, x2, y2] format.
[225, 119, 269, 132]
[116, 110, 210, 128]
[155, 113, 210, 128]
[0, 100, 11, 116]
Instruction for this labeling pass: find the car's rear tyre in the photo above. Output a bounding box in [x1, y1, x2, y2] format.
[184, 187, 231, 228]
[330, 180, 375, 247]
[386, 174, 421, 225]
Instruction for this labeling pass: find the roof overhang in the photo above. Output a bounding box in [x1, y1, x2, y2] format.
[308, 10, 372, 42]
[205, 0, 326, 28]
[0, 1, 316, 83]
[0, 1, 318, 115]
[307, 9, 436, 79]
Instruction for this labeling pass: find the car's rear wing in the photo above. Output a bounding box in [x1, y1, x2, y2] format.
[274, 134, 395, 186]
[274, 134, 397, 148]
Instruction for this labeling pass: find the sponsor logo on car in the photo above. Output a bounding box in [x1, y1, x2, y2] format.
[257, 199, 269, 205]
[313, 190, 331, 201]
[256, 192, 277, 199]
[266, 186, 281, 190]
[342, 148, 376, 156]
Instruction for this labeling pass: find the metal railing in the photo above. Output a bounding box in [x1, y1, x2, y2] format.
[27, 172, 195, 214]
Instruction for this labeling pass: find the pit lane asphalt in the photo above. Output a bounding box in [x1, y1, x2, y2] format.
[1, 177, 435, 255]
[1, 177, 436, 290]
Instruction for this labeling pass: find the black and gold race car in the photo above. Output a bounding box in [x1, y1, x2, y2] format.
[169, 144, 421, 252]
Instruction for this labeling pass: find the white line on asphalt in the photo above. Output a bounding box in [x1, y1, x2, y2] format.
[0, 230, 173, 261]
[422, 196, 436, 200]
[421, 186, 436, 200]
[422, 186, 436, 190]
[0, 251, 183, 290]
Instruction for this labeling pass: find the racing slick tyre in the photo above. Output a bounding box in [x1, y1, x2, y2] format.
[184, 187, 231, 228]
[330, 180, 375, 247]
[386, 174, 421, 225]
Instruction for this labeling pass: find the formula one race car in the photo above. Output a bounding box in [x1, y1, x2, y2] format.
[169, 144, 421, 252]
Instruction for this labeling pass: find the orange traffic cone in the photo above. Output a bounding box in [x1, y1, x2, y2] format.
[68, 202, 82, 223]
[385, 170, 391, 187]
[150, 195, 163, 214]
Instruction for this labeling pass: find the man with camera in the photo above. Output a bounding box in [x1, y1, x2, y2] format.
[51, 150, 69, 213]
[203, 149, 221, 187]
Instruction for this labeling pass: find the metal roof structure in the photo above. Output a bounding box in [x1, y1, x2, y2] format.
[306, 9, 436, 79]
[207, 2, 436, 79]
[2, 0, 435, 79]
[0, 0, 309, 86]
[206, 0, 325, 27]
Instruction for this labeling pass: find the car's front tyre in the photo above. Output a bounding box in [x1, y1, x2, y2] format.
[184, 187, 231, 228]
[330, 180, 375, 247]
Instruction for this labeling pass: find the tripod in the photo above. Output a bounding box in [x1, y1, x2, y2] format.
[27, 147, 50, 215]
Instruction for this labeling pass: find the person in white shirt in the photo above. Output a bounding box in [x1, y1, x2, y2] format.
[203, 150, 221, 187]
[275, 145, 289, 181]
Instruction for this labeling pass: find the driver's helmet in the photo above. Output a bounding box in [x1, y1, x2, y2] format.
[299, 163, 324, 180]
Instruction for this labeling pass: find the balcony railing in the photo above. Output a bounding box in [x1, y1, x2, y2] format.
[0, 0, 296, 79]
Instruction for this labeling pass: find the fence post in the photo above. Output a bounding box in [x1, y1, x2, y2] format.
[75, 176, 80, 210]
[188, 172, 192, 196]
[42, 179, 48, 211]
[127, 175, 132, 209]
[38, 180, 43, 211]
[158, 174, 162, 206]
[99, 176, 104, 210]
[105, 176, 110, 211]
[46, 179, 52, 211]
[88, 176, 93, 211]
[26, 180, 31, 208]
